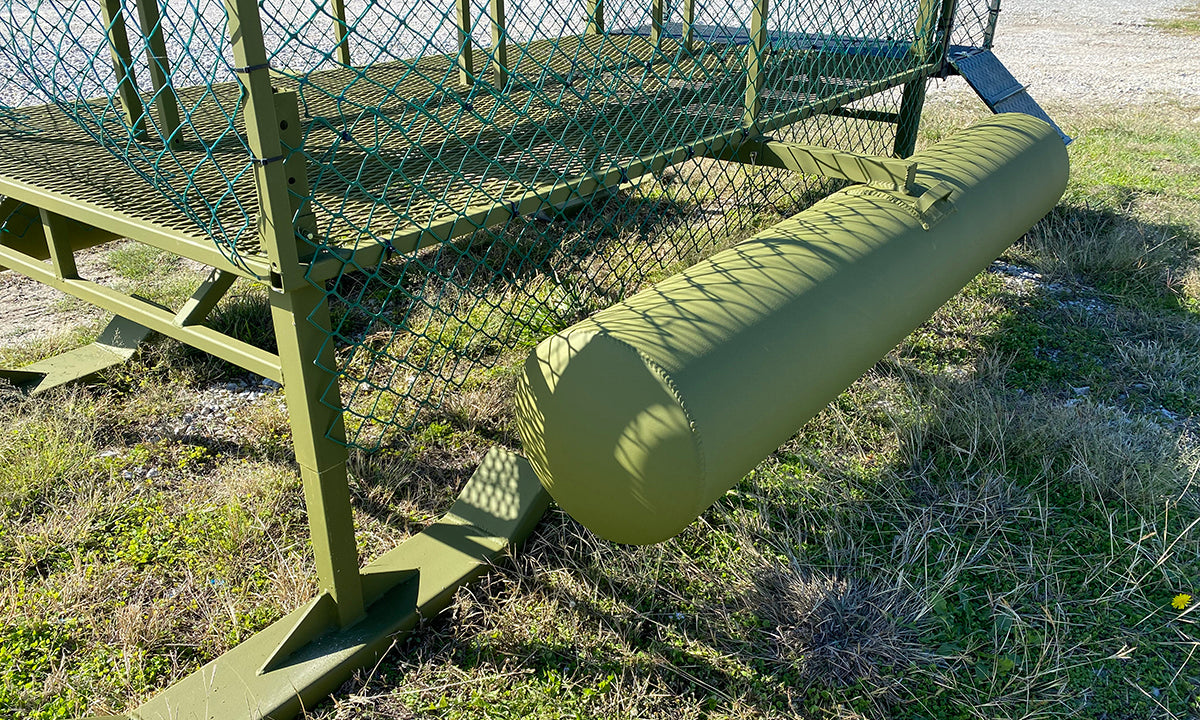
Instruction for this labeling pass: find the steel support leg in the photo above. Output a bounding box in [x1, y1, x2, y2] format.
[269, 281, 366, 626]
[893, 78, 928, 158]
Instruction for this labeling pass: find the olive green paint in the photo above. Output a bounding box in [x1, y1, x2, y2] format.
[489, 0, 509, 87]
[894, 0, 950, 157]
[304, 63, 931, 284]
[128, 448, 548, 720]
[0, 241, 282, 379]
[650, 0, 665, 45]
[683, 0, 695, 51]
[98, 0, 148, 139]
[0, 0, 985, 713]
[713, 140, 917, 191]
[40, 209, 79, 279]
[456, 0, 476, 85]
[0, 314, 152, 395]
[984, 0, 1002, 48]
[893, 78, 929, 158]
[586, 0, 604, 34]
[134, 0, 183, 146]
[330, 0, 352, 65]
[174, 269, 238, 327]
[742, 0, 768, 132]
[515, 115, 1069, 545]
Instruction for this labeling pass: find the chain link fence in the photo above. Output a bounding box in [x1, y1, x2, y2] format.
[0, 0, 958, 449]
[950, 0, 999, 50]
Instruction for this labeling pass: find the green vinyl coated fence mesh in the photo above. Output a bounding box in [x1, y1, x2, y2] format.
[0, 0, 995, 449]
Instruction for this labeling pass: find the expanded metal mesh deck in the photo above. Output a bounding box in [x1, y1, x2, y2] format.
[0, 88, 258, 260]
[0, 31, 920, 276]
[0, 0, 963, 447]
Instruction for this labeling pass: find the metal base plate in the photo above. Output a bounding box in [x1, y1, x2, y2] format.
[103, 447, 548, 720]
[0, 314, 152, 395]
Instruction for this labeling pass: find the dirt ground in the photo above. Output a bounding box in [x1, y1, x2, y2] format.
[0, 248, 109, 348]
[2, 0, 1197, 350]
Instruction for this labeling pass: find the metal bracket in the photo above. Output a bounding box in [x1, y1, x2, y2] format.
[257, 592, 338, 676]
[129, 447, 549, 720]
[713, 138, 918, 193]
[844, 179, 958, 230]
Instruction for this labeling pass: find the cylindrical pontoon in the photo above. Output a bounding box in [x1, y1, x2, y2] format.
[515, 114, 1069, 544]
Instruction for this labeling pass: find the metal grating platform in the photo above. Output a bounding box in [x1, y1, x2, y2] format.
[951, 49, 1071, 145]
[618, 22, 914, 58]
[0, 33, 923, 277]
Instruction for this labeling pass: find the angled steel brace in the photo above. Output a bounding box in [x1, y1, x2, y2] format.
[711, 139, 919, 192]
[0, 266, 241, 395]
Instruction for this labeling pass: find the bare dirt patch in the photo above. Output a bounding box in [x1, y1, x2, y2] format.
[0, 248, 109, 347]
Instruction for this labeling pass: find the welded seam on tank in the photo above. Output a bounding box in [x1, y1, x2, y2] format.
[842, 185, 943, 230]
[595, 330, 708, 483]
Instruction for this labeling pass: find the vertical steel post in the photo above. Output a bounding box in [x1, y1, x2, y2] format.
[134, 0, 183, 146]
[893, 82, 927, 158]
[269, 282, 365, 627]
[223, 0, 365, 627]
[742, 0, 768, 134]
[331, 0, 352, 65]
[893, 0, 952, 158]
[455, 0, 476, 86]
[650, 0, 664, 46]
[984, 0, 1001, 49]
[586, 0, 604, 34]
[276, 91, 316, 237]
[909, 0, 940, 60]
[937, 0, 959, 60]
[683, 0, 695, 52]
[98, 0, 148, 139]
[489, 0, 509, 87]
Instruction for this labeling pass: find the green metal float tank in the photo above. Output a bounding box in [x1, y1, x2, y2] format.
[515, 114, 1069, 544]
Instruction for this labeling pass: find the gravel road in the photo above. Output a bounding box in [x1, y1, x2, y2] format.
[934, 0, 1200, 107]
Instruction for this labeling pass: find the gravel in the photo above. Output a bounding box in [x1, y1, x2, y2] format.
[158, 376, 284, 441]
[931, 0, 1200, 108]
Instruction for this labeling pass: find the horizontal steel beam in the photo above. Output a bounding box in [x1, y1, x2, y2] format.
[307, 65, 931, 281]
[0, 243, 282, 381]
[0, 175, 269, 282]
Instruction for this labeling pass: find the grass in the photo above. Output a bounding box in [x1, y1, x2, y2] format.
[3, 97, 1200, 719]
[1151, 3, 1200, 34]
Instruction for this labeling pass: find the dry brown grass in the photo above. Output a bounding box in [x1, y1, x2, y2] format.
[4, 102, 1200, 719]
[748, 560, 933, 697]
[1021, 204, 1181, 287]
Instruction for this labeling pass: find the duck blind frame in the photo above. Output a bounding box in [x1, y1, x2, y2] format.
[0, 0, 1006, 441]
[0, 0, 1045, 717]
